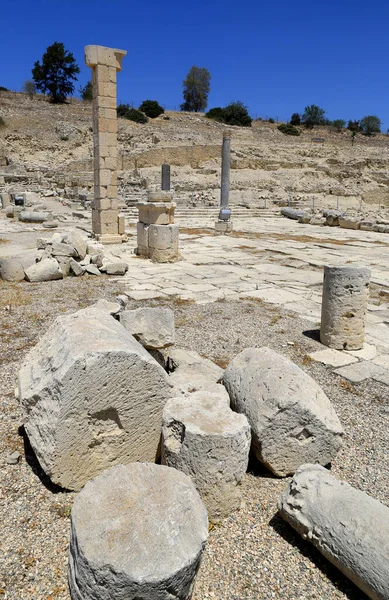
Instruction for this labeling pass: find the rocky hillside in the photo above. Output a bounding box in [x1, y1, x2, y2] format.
[1, 91, 389, 211]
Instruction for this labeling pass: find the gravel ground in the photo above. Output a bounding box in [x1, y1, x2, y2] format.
[1, 276, 388, 600]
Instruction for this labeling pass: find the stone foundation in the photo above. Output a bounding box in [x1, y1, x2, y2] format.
[136, 191, 179, 262]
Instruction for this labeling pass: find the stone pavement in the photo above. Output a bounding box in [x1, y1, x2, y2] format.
[103, 216, 389, 385]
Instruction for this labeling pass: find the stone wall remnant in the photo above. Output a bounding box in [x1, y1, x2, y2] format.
[320, 265, 371, 350]
[85, 45, 127, 244]
[68, 463, 208, 600]
[279, 464, 389, 600]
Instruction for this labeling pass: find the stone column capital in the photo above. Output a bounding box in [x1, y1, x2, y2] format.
[85, 45, 127, 71]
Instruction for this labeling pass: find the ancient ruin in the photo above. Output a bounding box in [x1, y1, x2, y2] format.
[136, 190, 179, 262]
[85, 45, 127, 243]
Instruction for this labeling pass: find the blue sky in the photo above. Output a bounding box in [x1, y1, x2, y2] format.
[1, 0, 389, 129]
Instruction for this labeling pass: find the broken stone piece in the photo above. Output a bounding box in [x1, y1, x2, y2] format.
[24, 258, 63, 282]
[120, 307, 175, 349]
[223, 347, 343, 476]
[0, 258, 25, 282]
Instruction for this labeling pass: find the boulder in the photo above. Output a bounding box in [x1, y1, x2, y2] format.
[68, 463, 208, 600]
[56, 256, 71, 277]
[120, 308, 175, 349]
[84, 264, 101, 276]
[51, 242, 78, 258]
[162, 391, 251, 522]
[24, 258, 63, 282]
[223, 347, 343, 476]
[18, 306, 174, 490]
[279, 464, 389, 600]
[0, 258, 25, 281]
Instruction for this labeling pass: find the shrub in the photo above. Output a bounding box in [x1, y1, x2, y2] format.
[278, 123, 300, 136]
[222, 101, 252, 127]
[331, 119, 346, 132]
[138, 100, 164, 118]
[22, 80, 36, 99]
[290, 113, 301, 126]
[268, 117, 275, 123]
[80, 80, 93, 101]
[360, 115, 381, 136]
[0, 86, 8, 92]
[117, 104, 148, 123]
[205, 107, 225, 122]
[347, 120, 361, 132]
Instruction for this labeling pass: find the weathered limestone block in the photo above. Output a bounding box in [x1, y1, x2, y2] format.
[280, 208, 306, 220]
[338, 216, 361, 230]
[137, 202, 176, 225]
[18, 306, 173, 490]
[103, 261, 128, 275]
[51, 242, 78, 258]
[24, 258, 63, 282]
[136, 222, 149, 253]
[279, 464, 389, 600]
[0, 258, 25, 281]
[56, 256, 71, 277]
[167, 348, 228, 401]
[324, 210, 342, 227]
[320, 266, 371, 350]
[148, 224, 179, 263]
[148, 191, 173, 203]
[84, 264, 101, 276]
[162, 392, 251, 521]
[18, 211, 51, 223]
[120, 308, 175, 349]
[310, 216, 326, 226]
[68, 463, 208, 600]
[69, 258, 85, 277]
[223, 347, 343, 476]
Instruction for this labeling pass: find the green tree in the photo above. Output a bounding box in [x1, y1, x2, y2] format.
[347, 119, 361, 132]
[360, 115, 381, 136]
[22, 80, 36, 99]
[205, 107, 225, 122]
[80, 80, 93, 101]
[117, 104, 148, 123]
[32, 42, 80, 103]
[181, 66, 211, 112]
[290, 113, 301, 126]
[301, 104, 326, 129]
[138, 100, 164, 118]
[222, 101, 252, 127]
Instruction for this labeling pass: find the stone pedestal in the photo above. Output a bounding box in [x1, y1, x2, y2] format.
[136, 191, 179, 262]
[85, 45, 127, 244]
[320, 266, 371, 350]
[215, 220, 233, 234]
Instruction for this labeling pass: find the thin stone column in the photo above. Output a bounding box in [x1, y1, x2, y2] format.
[215, 131, 232, 234]
[85, 45, 127, 243]
[161, 164, 171, 191]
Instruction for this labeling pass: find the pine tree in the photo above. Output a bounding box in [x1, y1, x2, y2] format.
[32, 42, 80, 103]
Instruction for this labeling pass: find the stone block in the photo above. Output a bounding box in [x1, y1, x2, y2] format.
[148, 190, 173, 203]
[360, 220, 376, 231]
[56, 257, 71, 277]
[118, 214, 125, 234]
[69, 259, 85, 277]
[223, 347, 344, 476]
[18, 305, 174, 490]
[215, 221, 233, 233]
[0, 258, 25, 282]
[137, 222, 149, 248]
[338, 216, 361, 230]
[51, 242, 78, 258]
[148, 224, 179, 251]
[279, 464, 389, 600]
[68, 463, 208, 600]
[120, 308, 175, 349]
[149, 247, 180, 263]
[104, 261, 128, 276]
[62, 230, 88, 260]
[18, 211, 51, 223]
[101, 221, 119, 235]
[162, 391, 251, 522]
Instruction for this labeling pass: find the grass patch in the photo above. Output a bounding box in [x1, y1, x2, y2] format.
[212, 355, 231, 369]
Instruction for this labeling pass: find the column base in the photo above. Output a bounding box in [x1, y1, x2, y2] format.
[215, 221, 233, 234]
[94, 233, 128, 244]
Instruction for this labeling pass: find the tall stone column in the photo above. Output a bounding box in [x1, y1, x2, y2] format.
[85, 45, 127, 243]
[215, 131, 232, 234]
[161, 164, 171, 191]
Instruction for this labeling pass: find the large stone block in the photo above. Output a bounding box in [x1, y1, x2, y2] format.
[148, 224, 179, 250]
[62, 230, 88, 260]
[162, 392, 251, 522]
[120, 308, 175, 349]
[24, 258, 63, 282]
[167, 348, 228, 400]
[320, 266, 371, 350]
[223, 347, 343, 476]
[279, 464, 389, 600]
[0, 258, 25, 281]
[68, 463, 208, 600]
[18, 306, 173, 490]
[137, 221, 149, 248]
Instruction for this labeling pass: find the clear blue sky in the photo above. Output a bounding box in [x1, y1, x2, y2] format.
[1, 0, 389, 129]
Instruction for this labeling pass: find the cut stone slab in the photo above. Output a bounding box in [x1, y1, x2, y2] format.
[51, 242, 78, 258]
[162, 392, 251, 522]
[18, 306, 173, 490]
[68, 462, 208, 600]
[333, 360, 387, 383]
[0, 257, 25, 281]
[223, 347, 344, 476]
[166, 348, 223, 381]
[279, 464, 389, 600]
[91, 299, 121, 316]
[24, 258, 63, 282]
[345, 343, 377, 360]
[308, 348, 358, 368]
[104, 261, 128, 275]
[120, 308, 175, 349]
[338, 216, 361, 230]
